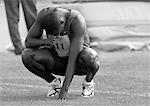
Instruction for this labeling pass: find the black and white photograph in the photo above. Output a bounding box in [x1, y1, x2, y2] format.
[0, 0, 150, 106]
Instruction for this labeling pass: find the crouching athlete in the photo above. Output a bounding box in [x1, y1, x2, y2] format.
[21, 6, 100, 100]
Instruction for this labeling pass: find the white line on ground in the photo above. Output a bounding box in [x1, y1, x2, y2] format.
[1, 82, 150, 98]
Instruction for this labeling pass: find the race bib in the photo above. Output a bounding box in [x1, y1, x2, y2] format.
[53, 35, 70, 57]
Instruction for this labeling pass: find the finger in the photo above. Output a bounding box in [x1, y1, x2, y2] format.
[47, 39, 54, 42]
[48, 35, 56, 40]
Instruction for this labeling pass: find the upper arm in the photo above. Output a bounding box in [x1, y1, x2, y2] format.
[70, 13, 87, 51]
[70, 13, 87, 40]
[67, 13, 87, 67]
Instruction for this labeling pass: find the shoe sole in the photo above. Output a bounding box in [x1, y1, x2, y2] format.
[81, 91, 94, 97]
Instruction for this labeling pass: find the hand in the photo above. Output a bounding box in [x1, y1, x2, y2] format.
[43, 39, 54, 48]
[47, 34, 57, 42]
[58, 87, 68, 100]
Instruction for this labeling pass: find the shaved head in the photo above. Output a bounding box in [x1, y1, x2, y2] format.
[42, 12, 65, 35]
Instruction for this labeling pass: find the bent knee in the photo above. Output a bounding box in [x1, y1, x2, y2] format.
[22, 49, 34, 65]
[77, 48, 100, 71]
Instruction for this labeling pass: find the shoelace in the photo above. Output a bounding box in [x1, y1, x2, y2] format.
[48, 87, 61, 97]
[83, 85, 94, 91]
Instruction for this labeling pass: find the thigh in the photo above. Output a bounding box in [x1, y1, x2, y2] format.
[23, 48, 68, 76]
[22, 48, 54, 65]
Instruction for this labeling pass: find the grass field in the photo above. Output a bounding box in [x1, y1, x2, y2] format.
[0, 51, 150, 106]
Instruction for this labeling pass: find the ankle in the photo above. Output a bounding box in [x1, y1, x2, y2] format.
[83, 79, 94, 86]
[47, 76, 56, 83]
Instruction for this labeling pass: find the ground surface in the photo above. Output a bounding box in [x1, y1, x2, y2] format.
[0, 51, 150, 106]
[0, 1, 150, 106]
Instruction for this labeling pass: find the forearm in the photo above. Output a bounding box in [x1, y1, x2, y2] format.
[25, 38, 46, 48]
[62, 63, 75, 91]
[62, 44, 82, 91]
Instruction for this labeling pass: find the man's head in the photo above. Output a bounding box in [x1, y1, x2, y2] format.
[42, 12, 65, 36]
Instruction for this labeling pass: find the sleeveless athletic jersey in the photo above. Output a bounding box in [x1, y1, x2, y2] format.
[44, 7, 90, 57]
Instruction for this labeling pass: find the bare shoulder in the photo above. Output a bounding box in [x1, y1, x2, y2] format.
[35, 8, 49, 24]
[70, 11, 87, 36]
